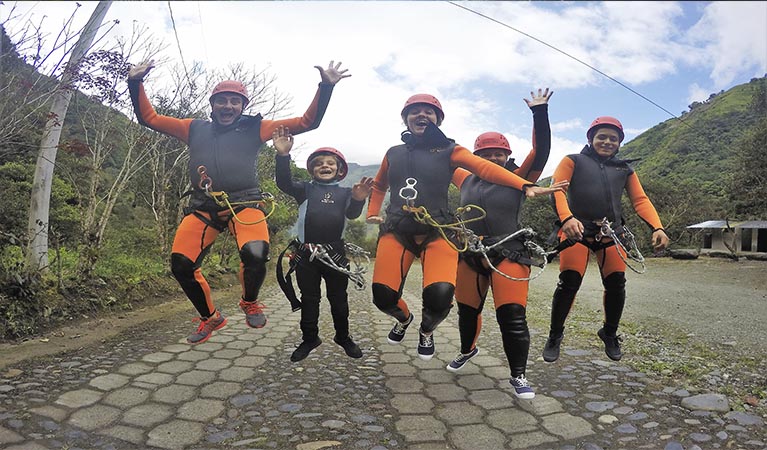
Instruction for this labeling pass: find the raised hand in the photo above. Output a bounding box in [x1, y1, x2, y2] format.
[352, 176, 374, 201]
[315, 60, 351, 85]
[128, 60, 155, 80]
[271, 126, 293, 156]
[524, 88, 553, 108]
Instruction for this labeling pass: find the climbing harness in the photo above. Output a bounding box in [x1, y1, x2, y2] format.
[196, 165, 276, 225]
[276, 239, 371, 311]
[396, 177, 551, 280]
[398, 177, 487, 252]
[305, 242, 371, 291]
[594, 217, 646, 274]
[466, 228, 553, 282]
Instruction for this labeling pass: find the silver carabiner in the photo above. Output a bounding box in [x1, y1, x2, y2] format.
[398, 177, 418, 202]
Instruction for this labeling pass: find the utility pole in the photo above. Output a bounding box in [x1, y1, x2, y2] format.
[26, 1, 113, 272]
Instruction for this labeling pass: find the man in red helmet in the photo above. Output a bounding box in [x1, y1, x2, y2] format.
[366, 93, 566, 362]
[543, 116, 669, 362]
[447, 88, 554, 399]
[127, 60, 350, 344]
[272, 126, 374, 362]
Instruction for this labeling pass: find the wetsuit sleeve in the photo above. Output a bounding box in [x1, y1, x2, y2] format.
[452, 168, 471, 189]
[346, 195, 366, 220]
[259, 82, 335, 141]
[515, 104, 550, 182]
[626, 173, 664, 231]
[551, 156, 575, 223]
[367, 156, 390, 218]
[275, 154, 306, 202]
[128, 80, 192, 143]
[451, 146, 531, 191]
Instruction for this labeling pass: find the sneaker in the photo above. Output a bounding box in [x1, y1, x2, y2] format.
[387, 313, 414, 344]
[597, 328, 623, 361]
[239, 299, 267, 328]
[542, 334, 563, 362]
[510, 375, 535, 399]
[290, 338, 322, 362]
[446, 347, 479, 372]
[417, 329, 435, 360]
[334, 335, 363, 359]
[187, 310, 227, 344]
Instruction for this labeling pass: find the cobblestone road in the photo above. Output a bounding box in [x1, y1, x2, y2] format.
[0, 268, 765, 450]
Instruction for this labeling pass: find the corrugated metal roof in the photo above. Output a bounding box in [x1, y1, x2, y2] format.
[687, 220, 767, 229]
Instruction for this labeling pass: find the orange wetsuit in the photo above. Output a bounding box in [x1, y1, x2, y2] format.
[547, 144, 664, 338]
[128, 79, 335, 318]
[367, 124, 533, 335]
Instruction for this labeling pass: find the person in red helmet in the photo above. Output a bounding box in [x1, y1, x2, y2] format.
[447, 88, 554, 399]
[366, 93, 566, 361]
[543, 116, 669, 362]
[127, 59, 350, 344]
[272, 126, 374, 362]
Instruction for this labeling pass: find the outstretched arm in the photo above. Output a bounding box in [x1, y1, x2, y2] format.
[127, 60, 192, 142]
[260, 61, 351, 141]
[516, 88, 553, 182]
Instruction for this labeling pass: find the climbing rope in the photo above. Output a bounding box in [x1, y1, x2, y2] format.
[398, 177, 487, 252]
[595, 217, 647, 274]
[197, 165, 276, 225]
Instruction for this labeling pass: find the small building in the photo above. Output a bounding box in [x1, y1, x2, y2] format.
[687, 220, 767, 254]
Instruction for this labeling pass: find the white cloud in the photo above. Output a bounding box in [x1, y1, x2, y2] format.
[687, 1, 767, 88]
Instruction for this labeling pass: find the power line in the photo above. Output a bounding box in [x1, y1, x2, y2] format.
[196, 1, 209, 67]
[167, 1, 194, 90]
[446, 1, 686, 124]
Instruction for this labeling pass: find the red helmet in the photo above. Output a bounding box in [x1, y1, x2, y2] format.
[209, 80, 250, 106]
[401, 94, 444, 125]
[473, 132, 511, 155]
[587, 116, 624, 142]
[307, 147, 348, 181]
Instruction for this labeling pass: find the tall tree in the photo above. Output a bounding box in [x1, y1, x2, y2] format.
[26, 1, 112, 272]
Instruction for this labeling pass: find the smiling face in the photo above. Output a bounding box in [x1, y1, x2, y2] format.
[309, 154, 340, 182]
[590, 127, 621, 157]
[211, 93, 244, 126]
[475, 148, 510, 166]
[404, 105, 440, 136]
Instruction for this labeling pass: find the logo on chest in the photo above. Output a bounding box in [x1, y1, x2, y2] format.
[321, 192, 335, 204]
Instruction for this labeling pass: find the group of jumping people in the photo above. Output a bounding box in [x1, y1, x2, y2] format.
[128, 59, 669, 400]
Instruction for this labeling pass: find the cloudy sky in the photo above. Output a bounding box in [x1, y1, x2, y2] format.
[4, 1, 766, 177]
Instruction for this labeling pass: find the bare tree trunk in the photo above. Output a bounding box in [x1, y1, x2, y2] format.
[26, 1, 112, 273]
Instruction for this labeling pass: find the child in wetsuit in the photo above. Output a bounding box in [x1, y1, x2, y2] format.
[273, 126, 374, 362]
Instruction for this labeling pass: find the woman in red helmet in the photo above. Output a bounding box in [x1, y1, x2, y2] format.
[273, 126, 374, 362]
[127, 60, 350, 344]
[447, 88, 554, 399]
[366, 93, 566, 361]
[543, 116, 669, 362]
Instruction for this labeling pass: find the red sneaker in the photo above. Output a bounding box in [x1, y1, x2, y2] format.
[187, 310, 227, 344]
[239, 299, 267, 328]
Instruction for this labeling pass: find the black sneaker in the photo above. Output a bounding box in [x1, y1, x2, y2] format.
[446, 347, 479, 372]
[290, 338, 322, 362]
[334, 335, 363, 359]
[417, 329, 435, 360]
[597, 328, 623, 361]
[542, 334, 563, 362]
[387, 313, 414, 344]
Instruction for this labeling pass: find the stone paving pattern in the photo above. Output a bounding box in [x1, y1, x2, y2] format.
[0, 280, 765, 450]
